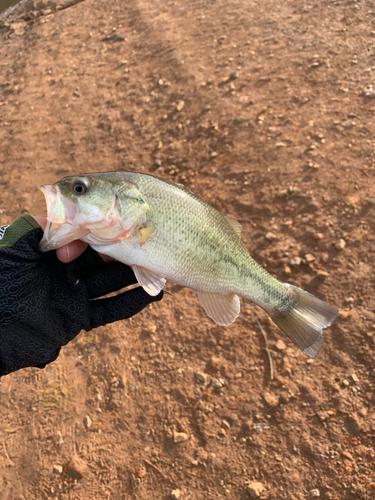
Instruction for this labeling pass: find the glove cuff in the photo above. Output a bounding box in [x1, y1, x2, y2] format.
[0, 216, 41, 249]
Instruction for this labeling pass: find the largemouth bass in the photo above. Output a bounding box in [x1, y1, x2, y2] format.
[39, 171, 338, 358]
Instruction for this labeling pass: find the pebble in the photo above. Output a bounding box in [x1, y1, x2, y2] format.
[346, 414, 361, 435]
[176, 100, 185, 111]
[305, 253, 315, 262]
[313, 232, 323, 240]
[335, 239, 346, 250]
[289, 256, 302, 266]
[83, 415, 92, 429]
[174, 431, 189, 443]
[275, 142, 287, 148]
[53, 464, 63, 475]
[63, 455, 86, 480]
[310, 489, 320, 498]
[351, 373, 359, 383]
[316, 271, 329, 281]
[284, 265, 291, 275]
[263, 391, 279, 408]
[275, 339, 286, 351]
[211, 378, 225, 390]
[247, 481, 265, 498]
[265, 231, 277, 241]
[171, 489, 181, 499]
[222, 419, 231, 429]
[218, 428, 226, 437]
[195, 372, 209, 385]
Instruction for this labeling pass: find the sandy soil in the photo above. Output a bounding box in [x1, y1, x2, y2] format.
[1, 0, 375, 499]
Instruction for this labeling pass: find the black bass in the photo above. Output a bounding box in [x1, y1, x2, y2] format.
[39, 172, 339, 358]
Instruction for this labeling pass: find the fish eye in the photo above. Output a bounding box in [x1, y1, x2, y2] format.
[72, 180, 88, 195]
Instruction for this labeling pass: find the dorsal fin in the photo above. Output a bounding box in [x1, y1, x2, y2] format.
[226, 216, 243, 237]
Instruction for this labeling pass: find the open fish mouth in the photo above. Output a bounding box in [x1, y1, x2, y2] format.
[38, 184, 89, 251]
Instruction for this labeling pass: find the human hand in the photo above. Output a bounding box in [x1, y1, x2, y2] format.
[0, 215, 162, 376]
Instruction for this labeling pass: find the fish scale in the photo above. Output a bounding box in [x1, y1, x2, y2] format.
[39, 171, 339, 358]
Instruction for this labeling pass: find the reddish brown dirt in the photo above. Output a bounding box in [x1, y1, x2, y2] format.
[1, 0, 375, 499]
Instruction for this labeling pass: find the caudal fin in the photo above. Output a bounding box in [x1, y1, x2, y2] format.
[270, 284, 339, 358]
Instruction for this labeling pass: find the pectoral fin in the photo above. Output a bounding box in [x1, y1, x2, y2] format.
[132, 265, 166, 296]
[139, 227, 155, 245]
[197, 291, 241, 326]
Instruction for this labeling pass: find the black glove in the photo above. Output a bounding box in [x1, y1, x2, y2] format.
[0, 215, 163, 377]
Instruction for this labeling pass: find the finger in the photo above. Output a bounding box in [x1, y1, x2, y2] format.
[88, 288, 163, 329]
[32, 216, 47, 230]
[56, 240, 89, 263]
[85, 262, 138, 299]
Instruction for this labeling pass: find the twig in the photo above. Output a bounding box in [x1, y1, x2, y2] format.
[255, 316, 274, 380]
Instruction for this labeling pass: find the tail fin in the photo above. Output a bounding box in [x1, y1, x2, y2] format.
[270, 284, 339, 358]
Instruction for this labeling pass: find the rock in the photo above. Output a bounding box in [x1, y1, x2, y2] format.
[171, 490, 181, 500]
[310, 489, 320, 498]
[174, 431, 189, 443]
[222, 419, 231, 429]
[305, 253, 315, 262]
[176, 100, 185, 111]
[263, 391, 279, 408]
[265, 231, 277, 241]
[346, 414, 361, 435]
[63, 455, 87, 480]
[53, 464, 63, 475]
[275, 142, 287, 148]
[316, 271, 329, 281]
[342, 450, 354, 461]
[335, 239, 346, 250]
[275, 339, 286, 351]
[195, 372, 209, 385]
[211, 378, 225, 390]
[289, 256, 302, 266]
[247, 481, 265, 498]
[217, 428, 226, 437]
[284, 265, 291, 275]
[154, 158, 162, 167]
[313, 232, 323, 240]
[351, 373, 359, 383]
[83, 415, 92, 429]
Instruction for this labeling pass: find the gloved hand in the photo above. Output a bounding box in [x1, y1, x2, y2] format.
[0, 215, 163, 377]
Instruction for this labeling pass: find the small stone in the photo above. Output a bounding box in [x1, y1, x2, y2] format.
[263, 391, 279, 408]
[157, 141, 163, 150]
[313, 233, 323, 240]
[176, 100, 185, 111]
[275, 339, 286, 351]
[310, 489, 320, 498]
[342, 450, 354, 461]
[346, 414, 361, 435]
[284, 265, 291, 275]
[342, 379, 350, 386]
[53, 464, 63, 475]
[195, 372, 209, 385]
[174, 431, 189, 443]
[158, 79, 164, 85]
[222, 419, 231, 429]
[305, 253, 315, 262]
[211, 378, 225, 390]
[247, 481, 265, 498]
[351, 373, 359, 383]
[275, 142, 287, 148]
[154, 158, 162, 167]
[83, 415, 92, 429]
[171, 490, 181, 500]
[335, 239, 346, 250]
[289, 257, 302, 266]
[218, 428, 226, 437]
[316, 271, 329, 281]
[63, 455, 87, 480]
[265, 231, 277, 241]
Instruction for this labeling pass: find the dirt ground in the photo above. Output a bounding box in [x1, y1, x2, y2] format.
[0, 0, 375, 499]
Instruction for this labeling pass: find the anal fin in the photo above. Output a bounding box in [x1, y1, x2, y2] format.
[197, 291, 240, 326]
[132, 265, 166, 296]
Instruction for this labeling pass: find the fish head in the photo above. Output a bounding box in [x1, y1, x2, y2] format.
[39, 173, 149, 252]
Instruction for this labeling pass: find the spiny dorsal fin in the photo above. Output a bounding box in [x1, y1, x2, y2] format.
[225, 216, 243, 237]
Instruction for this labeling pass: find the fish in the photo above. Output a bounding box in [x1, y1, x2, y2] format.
[39, 171, 339, 358]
